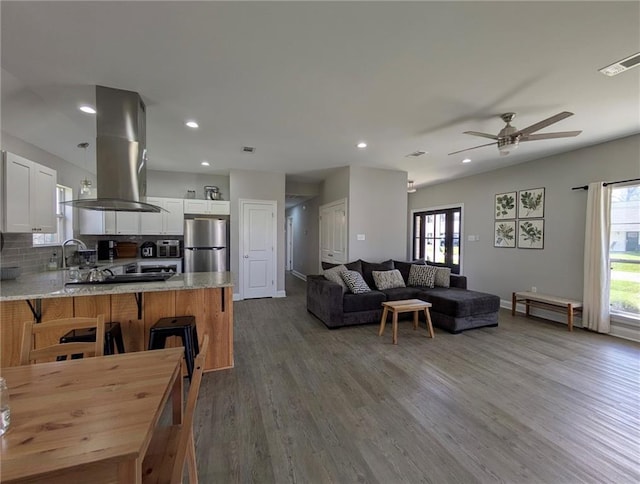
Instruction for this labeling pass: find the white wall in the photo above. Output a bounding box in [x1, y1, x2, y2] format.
[320, 167, 350, 206]
[285, 180, 321, 198]
[408, 135, 640, 305]
[147, 170, 230, 200]
[349, 166, 408, 262]
[230, 169, 286, 295]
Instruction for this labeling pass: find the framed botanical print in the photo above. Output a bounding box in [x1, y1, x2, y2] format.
[518, 219, 544, 249]
[518, 187, 545, 218]
[495, 192, 516, 219]
[494, 221, 516, 248]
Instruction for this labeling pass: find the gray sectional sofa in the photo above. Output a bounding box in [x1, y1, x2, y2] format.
[306, 259, 500, 333]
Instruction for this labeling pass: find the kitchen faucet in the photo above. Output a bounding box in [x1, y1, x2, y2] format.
[61, 238, 87, 269]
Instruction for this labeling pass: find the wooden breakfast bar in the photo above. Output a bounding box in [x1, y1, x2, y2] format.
[0, 271, 234, 371]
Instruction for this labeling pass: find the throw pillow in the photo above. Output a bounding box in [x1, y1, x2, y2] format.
[361, 259, 394, 288]
[393, 260, 425, 284]
[323, 264, 348, 290]
[340, 270, 371, 294]
[431, 266, 451, 288]
[372, 269, 406, 290]
[408, 264, 437, 288]
[321, 260, 363, 274]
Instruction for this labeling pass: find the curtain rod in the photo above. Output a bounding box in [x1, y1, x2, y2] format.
[571, 177, 640, 191]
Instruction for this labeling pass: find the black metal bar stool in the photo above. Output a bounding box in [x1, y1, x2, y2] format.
[148, 316, 199, 379]
[59, 321, 125, 359]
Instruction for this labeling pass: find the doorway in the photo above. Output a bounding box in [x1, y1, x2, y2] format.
[319, 198, 347, 268]
[286, 216, 293, 271]
[239, 199, 277, 299]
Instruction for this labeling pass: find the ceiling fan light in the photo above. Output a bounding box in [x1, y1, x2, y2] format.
[498, 137, 519, 155]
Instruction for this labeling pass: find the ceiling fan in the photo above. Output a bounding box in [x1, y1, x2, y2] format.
[448, 111, 582, 156]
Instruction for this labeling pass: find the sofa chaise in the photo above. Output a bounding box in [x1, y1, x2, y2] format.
[306, 259, 500, 333]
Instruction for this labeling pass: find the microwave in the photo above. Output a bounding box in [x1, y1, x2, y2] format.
[157, 240, 181, 258]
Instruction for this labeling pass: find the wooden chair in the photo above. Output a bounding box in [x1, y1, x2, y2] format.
[20, 315, 106, 365]
[142, 333, 210, 484]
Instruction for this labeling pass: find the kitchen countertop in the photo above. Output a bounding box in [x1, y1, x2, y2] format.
[0, 271, 234, 301]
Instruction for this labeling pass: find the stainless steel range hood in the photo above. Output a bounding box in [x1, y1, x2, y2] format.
[65, 85, 162, 212]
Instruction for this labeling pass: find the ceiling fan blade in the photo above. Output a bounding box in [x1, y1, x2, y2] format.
[517, 111, 574, 136]
[464, 131, 499, 140]
[448, 142, 496, 155]
[521, 131, 582, 141]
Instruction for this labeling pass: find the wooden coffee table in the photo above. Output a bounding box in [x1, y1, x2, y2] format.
[378, 299, 434, 344]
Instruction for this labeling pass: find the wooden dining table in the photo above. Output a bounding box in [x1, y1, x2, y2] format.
[0, 347, 184, 484]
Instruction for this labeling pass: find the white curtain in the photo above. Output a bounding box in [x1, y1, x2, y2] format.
[582, 182, 611, 333]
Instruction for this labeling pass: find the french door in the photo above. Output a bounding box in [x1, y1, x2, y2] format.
[413, 206, 461, 274]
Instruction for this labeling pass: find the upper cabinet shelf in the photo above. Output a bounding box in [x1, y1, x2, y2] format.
[183, 199, 230, 216]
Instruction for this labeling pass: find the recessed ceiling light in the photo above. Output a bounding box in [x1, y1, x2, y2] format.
[79, 105, 96, 114]
[406, 150, 427, 157]
[201, 161, 210, 166]
[356, 142, 367, 149]
[462, 158, 472, 163]
[185, 121, 199, 129]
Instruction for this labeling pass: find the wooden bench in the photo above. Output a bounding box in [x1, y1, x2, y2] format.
[512, 291, 582, 331]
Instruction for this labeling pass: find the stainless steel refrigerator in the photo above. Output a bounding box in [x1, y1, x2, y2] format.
[183, 218, 228, 272]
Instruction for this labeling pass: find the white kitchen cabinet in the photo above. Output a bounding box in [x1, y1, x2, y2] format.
[139, 197, 184, 235]
[79, 209, 116, 235]
[3, 152, 57, 233]
[115, 212, 140, 235]
[78, 188, 139, 235]
[183, 199, 230, 216]
[79, 209, 138, 235]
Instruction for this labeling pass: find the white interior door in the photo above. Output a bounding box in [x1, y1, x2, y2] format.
[319, 198, 347, 266]
[241, 200, 276, 299]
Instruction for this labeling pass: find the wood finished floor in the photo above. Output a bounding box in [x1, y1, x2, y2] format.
[194, 274, 640, 483]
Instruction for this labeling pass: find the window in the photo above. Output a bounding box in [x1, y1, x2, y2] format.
[413, 206, 461, 273]
[609, 183, 640, 318]
[33, 185, 73, 246]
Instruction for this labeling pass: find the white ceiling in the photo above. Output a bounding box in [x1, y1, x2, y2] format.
[2, 1, 639, 189]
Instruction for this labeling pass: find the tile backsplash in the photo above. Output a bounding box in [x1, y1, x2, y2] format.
[0, 233, 62, 274]
[0, 233, 183, 275]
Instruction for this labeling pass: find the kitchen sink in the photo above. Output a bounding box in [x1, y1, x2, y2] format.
[65, 273, 175, 285]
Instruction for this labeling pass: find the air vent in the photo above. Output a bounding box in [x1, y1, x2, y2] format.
[599, 52, 640, 77]
[406, 150, 427, 157]
[242, 146, 256, 153]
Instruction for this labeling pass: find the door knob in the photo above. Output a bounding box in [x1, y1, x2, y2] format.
[244, 255, 249, 258]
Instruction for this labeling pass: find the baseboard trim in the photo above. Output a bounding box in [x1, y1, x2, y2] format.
[233, 291, 286, 299]
[291, 270, 307, 281]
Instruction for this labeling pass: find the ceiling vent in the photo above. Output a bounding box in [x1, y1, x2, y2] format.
[406, 150, 427, 157]
[599, 52, 640, 76]
[242, 146, 256, 153]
